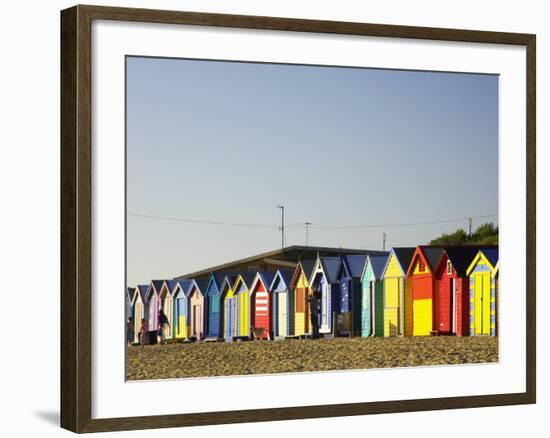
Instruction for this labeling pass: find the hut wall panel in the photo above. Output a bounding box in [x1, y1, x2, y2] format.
[470, 261, 493, 336]
[174, 297, 188, 339]
[288, 289, 295, 336]
[374, 282, 384, 336]
[294, 287, 306, 336]
[133, 302, 143, 343]
[411, 275, 433, 336]
[383, 277, 399, 337]
[295, 272, 311, 334]
[148, 295, 160, 332]
[277, 293, 287, 336]
[352, 278, 362, 335]
[404, 280, 413, 336]
[361, 274, 371, 337]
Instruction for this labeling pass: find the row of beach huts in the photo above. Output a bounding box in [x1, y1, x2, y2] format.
[126, 245, 499, 344]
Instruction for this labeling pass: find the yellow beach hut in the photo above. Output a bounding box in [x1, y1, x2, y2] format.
[380, 247, 415, 337]
[290, 260, 316, 337]
[232, 273, 255, 339]
[466, 248, 499, 336]
[492, 260, 500, 336]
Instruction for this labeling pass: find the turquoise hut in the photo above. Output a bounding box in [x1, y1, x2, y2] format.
[360, 254, 389, 337]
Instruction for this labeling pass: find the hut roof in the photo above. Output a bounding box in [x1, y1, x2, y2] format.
[390, 247, 416, 274]
[344, 254, 368, 278]
[136, 285, 149, 302]
[443, 247, 480, 276]
[320, 256, 341, 283]
[421, 247, 444, 271]
[481, 248, 499, 268]
[365, 254, 390, 279]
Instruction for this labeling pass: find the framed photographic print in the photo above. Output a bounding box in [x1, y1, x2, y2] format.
[60, 4, 536, 433]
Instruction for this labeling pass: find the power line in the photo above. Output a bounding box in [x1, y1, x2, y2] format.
[305, 214, 498, 229]
[127, 212, 277, 228]
[128, 212, 497, 229]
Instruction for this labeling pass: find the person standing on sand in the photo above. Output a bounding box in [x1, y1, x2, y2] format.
[126, 316, 134, 347]
[140, 318, 148, 350]
[307, 290, 321, 339]
[158, 309, 170, 345]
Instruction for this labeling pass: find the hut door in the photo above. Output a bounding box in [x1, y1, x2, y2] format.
[321, 280, 329, 331]
[278, 293, 287, 337]
[370, 280, 376, 336]
[450, 278, 457, 334]
[192, 305, 198, 337]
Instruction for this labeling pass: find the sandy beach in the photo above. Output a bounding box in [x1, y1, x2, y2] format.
[126, 336, 498, 380]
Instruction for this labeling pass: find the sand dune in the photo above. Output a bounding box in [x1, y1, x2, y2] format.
[126, 336, 498, 381]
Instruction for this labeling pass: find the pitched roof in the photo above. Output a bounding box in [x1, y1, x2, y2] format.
[443, 247, 480, 276]
[205, 272, 223, 294]
[391, 247, 416, 273]
[299, 259, 316, 278]
[344, 254, 368, 278]
[481, 248, 499, 268]
[151, 280, 164, 294]
[220, 273, 239, 290]
[420, 247, 444, 271]
[366, 254, 390, 279]
[320, 256, 341, 283]
[270, 269, 294, 289]
[174, 279, 192, 297]
[257, 271, 276, 290]
[164, 280, 178, 293]
[136, 285, 149, 302]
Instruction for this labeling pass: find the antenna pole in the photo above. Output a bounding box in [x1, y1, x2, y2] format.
[304, 222, 312, 246]
[276, 205, 285, 252]
[383, 232, 386, 251]
[468, 217, 473, 237]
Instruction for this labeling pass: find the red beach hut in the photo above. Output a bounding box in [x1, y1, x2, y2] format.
[249, 271, 275, 339]
[433, 247, 479, 336]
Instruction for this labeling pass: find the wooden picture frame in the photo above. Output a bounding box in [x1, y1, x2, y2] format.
[60, 4, 536, 433]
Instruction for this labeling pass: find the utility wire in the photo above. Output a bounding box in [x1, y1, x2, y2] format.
[128, 212, 497, 229]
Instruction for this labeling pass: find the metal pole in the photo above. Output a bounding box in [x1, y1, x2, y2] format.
[383, 232, 386, 251]
[305, 222, 312, 246]
[468, 217, 472, 237]
[276, 205, 285, 252]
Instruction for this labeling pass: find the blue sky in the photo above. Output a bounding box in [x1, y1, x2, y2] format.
[126, 56, 498, 287]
